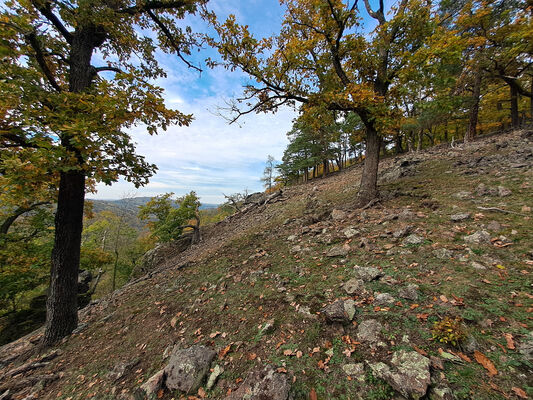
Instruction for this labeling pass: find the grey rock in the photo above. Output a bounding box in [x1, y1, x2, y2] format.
[454, 191, 472, 200]
[403, 234, 425, 246]
[343, 278, 366, 296]
[287, 235, 298, 242]
[354, 266, 383, 282]
[164, 346, 216, 393]
[258, 319, 275, 336]
[368, 350, 431, 400]
[398, 209, 417, 221]
[332, 209, 347, 220]
[206, 365, 224, 390]
[107, 358, 140, 382]
[471, 261, 487, 270]
[393, 225, 413, 238]
[498, 186, 512, 197]
[322, 299, 355, 324]
[374, 292, 395, 306]
[486, 220, 501, 232]
[342, 363, 365, 382]
[450, 213, 471, 222]
[464, 336, 480, 353]
[398, 284, 419, 301]
[433, 248, 453, 260]
[137, 370, 165, 399]
[464, 230, 491, 245]
[428, 386, 454, 400]
[518, 331, 533, 361]
[343, 227, 360, 239]
[290, 245, 301, 254]
[224, 365, 290, 400]
[326, 245, 350, 257]
[357, 319, 383, 343]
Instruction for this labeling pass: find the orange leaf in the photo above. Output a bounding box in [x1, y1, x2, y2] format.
[197, 387, 207, 398]
[309, 388, 318, 400]
[503, 333, 515, 350]
[413, 345, 428, 356]
[219, 344, 231, 360]
[474, 351, 497, 376]
[512, 387, 528, 399]
[157, 389, 164, 399]
[457, 352, 472, 363]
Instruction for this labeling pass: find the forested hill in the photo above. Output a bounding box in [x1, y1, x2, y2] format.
[1, 129, 532, 400]
[89, 197, 219, 215]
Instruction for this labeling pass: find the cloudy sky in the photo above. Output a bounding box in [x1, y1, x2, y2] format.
[91, 0, 379, 204]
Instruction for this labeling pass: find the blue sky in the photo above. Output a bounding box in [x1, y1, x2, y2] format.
[91, 0, 382, 204]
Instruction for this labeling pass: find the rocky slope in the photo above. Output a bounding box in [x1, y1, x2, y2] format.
[0, 129, 532, 400]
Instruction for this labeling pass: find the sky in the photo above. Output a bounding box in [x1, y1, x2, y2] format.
[90, 0, 381, 204]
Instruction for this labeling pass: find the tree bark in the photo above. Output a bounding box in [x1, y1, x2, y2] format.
[465, 69, 482, 143]
[357, 126, 380, 206]
[510, 84, 519, 128]
[43, 170, 85, 345]
[43, 27, 96, 346]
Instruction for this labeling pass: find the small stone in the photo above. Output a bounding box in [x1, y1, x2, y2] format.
[454, 191, 472, 200]
[259, 320, 275, 335]
[398, 284, 419, 301]
[393, 225, 413, 238]
[498, 186, 512, 197]
[290, 245, 301, 254]
[138, 370, 165, 399]
[450, 213, 471, 222]
[357, 319, 383, 343]
[464, 336, 479, 353]
[464, 230, 491, 245]
[403, 234, 425, 246]
[518, 331, 533, 361]
[287, 235, 298, 242]
[471, 261, 486, 270]
[369, 351, 431, 400]
[164, 346, 216, 393]
[486, 220, 501, 232]
[332, 209, 347, 220]
[343, 227, 360, 239]
[433, 248, 453, 259]
[343, 278, 366, 295]
[354, 266, 383, 282]
[322, 300, 355, 324]
[326, 244, 350, 257]
[475, 183, 488, 196]
[206, 365, 223, 390]
[374, 292, 395, 306]
[224, 365, 290, 400]
[344, 299, 356, 321]
[342, 363, 365, 382]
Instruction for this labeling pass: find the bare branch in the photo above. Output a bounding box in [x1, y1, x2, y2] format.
[146, 9, 202, 72]
[119, 0, 189, 14]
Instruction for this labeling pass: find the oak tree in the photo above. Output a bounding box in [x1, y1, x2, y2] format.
[1, 0, 204, 345]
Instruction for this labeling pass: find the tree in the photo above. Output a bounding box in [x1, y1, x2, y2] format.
[138, 192, 202, 244]
[208, 0, 433, 205]
[261, 155, 276, 191]
[1, 0, 205, 345]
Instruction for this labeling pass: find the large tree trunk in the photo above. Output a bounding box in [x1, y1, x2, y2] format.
[43, 170, 85, 345]
[465, 69, 482, 143]
[510, 84, 519, 128]
[357, 126, 380, 206]
[43, 27, 96, 346]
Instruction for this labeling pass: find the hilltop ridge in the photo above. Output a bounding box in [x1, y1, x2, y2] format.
[1, 129, 532, 400]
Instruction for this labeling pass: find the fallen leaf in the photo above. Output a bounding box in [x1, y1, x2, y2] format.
[474, 351, 497, 376]
[197, 387, 206, 398]
[283, 349, 294, 356]
[309, 388, 318, 400]
[248, 353, 257, 360]
[296, 350, 303, 358]
[440, 295, 448, 303]
[277, 367, 287, 373]
[413, 345, 427, 356]
[503, 333, 515, 350]
[157, 389, 164, 399]
[512, 387, 528, 399]
[218, 344, 232, 360]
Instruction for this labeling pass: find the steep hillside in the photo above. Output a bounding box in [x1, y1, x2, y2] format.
[1, 130, 532, 400]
